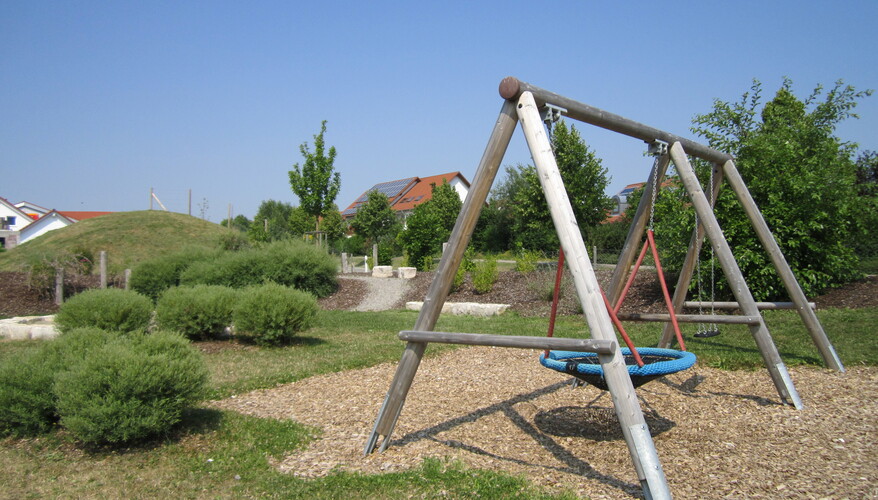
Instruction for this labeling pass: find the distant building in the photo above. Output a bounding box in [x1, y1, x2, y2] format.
[341, 171, 470, 221]
[610, 183, 644, 219]
[0, 196, 112, 249]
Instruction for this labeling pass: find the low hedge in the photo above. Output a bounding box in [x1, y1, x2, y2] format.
[232, 283, 317, 346]
[54, 289, 153, 333]
[155, 285, 238, 340]
[130, 247, 220, 302]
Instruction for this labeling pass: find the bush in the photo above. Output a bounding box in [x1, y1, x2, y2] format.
[130, 247, 219, 302]
[155, 285, 238, 340]
[53, 331, 208, 446]
[233, 283, 317, 346]
[180, 241, 337, 297]
[515, 249, 541, 273]
[55, 289, 153, 333]
[0, 328, 121, 437]
[0, 349, 59, 436]
[472, 257, 499, 294]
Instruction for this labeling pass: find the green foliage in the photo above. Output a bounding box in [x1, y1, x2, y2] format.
[399, 181, 462, 270]
[54, 331, 208, 445]
[472, 166, 526, 253]
[155, 285, 238, 340]
[0, 348, 59, 436]
[319, 204, 348, 248]
[288, 120, 341, 232]
[219, 214, 252, 233]
[511, 122, 613, 252]
[55, 288, 153, 333]
[130, 247, 220, 301]
[472, 256, 498, 294]
[350, 191, 399, 245]
[677, 78, 873, 299]
[180, 240, 337, 297]
[248, 200, 296, 243]
[515, 249, 542, 273]
[851, 150, 878, 258]
[0, 328, 119, 437]
[233, 284, 317, 346]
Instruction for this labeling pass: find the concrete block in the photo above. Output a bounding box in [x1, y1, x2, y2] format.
[372, 265, 394, 278]
[397, 267, 417, 279]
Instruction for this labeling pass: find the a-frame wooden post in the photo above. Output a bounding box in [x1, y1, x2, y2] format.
[669, 143, 802, 409]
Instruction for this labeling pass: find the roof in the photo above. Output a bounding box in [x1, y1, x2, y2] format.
[58, 211, 113, 221]
[0, 197, 32, 220]
[341, 171, 468, 218]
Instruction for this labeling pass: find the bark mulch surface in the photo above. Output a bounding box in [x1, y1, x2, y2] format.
[211, 347, 877, 499]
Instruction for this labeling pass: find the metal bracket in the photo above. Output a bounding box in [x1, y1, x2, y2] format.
[647, 139, 669, 157]
[541, 103, 567, 125]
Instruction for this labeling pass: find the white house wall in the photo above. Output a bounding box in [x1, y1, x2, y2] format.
[20, 214, 72, 244]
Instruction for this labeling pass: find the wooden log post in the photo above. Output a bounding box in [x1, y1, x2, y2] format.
[722, 160, 844, 372]
[606, 154, 671, 305]
[372, 244, 379, 269]
[365, 99, 519, 455]
[670, 143, 802, 409]
[660, 163, 724, 348]
[54, 267, 64, 305]
[100, 251, 108, 289]
[341, 253, 349, 274]
[124, 269, 131, 290]
[517, 91, 670, 499]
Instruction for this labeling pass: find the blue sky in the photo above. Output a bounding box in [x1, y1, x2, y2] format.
[2, 1, 876, 221]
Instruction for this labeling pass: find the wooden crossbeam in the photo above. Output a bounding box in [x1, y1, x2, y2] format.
[684, 301, 816, 311]
[398, 331, 617, 353]
[616, 313, 762, 325]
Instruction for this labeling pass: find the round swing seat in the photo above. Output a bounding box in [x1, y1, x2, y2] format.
[540, 347, 696, 390]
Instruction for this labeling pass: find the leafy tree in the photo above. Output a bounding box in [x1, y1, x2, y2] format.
[653, 78, 871, 300]
[289, 120, 341, 232]
[511, 121, 612, 252]
[219, 215, 252, 232]
[851, 150, 878, 259]
[320, 204, 347, 245]
[472, 165, 527, 253]
[351, 191, 399, 246]
[249, 200, 295, 242]
[399, 181, 462, 269]
[288, 206, 315, 236]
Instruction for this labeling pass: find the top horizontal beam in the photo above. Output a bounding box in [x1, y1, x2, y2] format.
[499, 77, 733, 165]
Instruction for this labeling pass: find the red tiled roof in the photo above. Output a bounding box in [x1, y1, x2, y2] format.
[58, 211, 113, 221]
[389, 172, 466, 213]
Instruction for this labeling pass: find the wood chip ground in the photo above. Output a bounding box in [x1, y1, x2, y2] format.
[210, 346, 878, 499]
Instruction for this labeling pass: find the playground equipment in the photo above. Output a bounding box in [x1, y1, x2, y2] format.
[364, 77, 845, 500]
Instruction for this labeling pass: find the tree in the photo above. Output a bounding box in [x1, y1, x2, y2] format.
[320, 204, 347, 245]
[248, 200, 295, 242]
[350, 191, 398, 246]
[511, 121, 612, 252]
[654, 78, 872, 300]
[399, 181, 462, 269]
[219, 214, 252, 233]
[289, 121, 341, 232]
[472, 165, 527, 253]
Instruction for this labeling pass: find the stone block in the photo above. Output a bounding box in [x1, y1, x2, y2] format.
[397, 267, 417, 279]
[372, 265, 394, 278]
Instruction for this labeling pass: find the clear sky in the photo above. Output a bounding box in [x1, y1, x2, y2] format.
[2, 1, 876, 221]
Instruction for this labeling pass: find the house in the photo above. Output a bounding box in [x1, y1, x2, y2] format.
[19, 210, 76, 244]
[0, 196, 113, 249]
[341, 171, 470, 221]
[610, 182, 645, 218]
[0, 197, 34, 249]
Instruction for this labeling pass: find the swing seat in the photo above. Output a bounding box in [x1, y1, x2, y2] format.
[540, 348, 696, 390]
[694, 328, 721, 338]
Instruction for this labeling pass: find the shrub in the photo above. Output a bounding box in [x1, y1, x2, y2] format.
[55, 289, 153, 333]
[180, 241, 337, 297]
[130, 247, 219, 302]
[53, 331, 208, 446]
[0, 328, 119, 437]
[515, 250, 541, 273]
[472, 257, 499, 294]
[155, 285, 238, 340]
[233, 283, 317, 346]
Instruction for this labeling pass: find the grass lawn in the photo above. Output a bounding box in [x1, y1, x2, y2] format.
[1, 306, 876, 498]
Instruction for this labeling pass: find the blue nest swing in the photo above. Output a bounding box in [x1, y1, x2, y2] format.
[540, 348, 696, 390]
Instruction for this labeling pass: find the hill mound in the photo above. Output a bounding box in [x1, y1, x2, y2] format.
[0, 211, 236, 273]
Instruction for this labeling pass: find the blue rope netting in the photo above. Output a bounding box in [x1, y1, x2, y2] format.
[540, 348, 696, 389]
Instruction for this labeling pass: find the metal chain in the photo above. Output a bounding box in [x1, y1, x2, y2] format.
[648, 155, 659, 231]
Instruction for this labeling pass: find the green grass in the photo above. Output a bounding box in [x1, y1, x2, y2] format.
[1, 306, 875, 498]
[0, 211, 236, 274]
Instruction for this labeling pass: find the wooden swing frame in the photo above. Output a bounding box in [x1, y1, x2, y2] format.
[363, 77, 845, 500]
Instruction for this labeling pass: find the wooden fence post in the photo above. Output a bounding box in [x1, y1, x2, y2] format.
[54, 267, 64, 305]
[100, 251, 108, 289]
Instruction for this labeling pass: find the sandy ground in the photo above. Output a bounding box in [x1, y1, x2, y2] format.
[210, 345, 878, 499]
